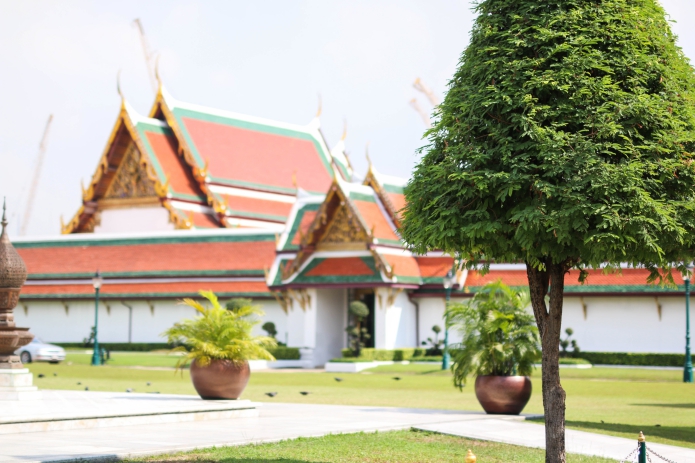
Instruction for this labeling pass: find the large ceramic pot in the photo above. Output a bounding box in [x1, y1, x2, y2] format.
[474, 375, 532, 415]
[189, 359, 250, 400]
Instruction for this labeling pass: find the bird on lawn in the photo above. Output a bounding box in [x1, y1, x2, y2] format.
[299, 391, 311, 395]
[53, 373, 57, 376]
[334, 377, 343, 382]
[77, 382, 81, 385]
[84, 387, 89, 391]
[37, 374, 45, 378]
[126, 388, 133, 393]
[146, 382, 151, 386]
[393, 377, 401, 381]
[265, 392, 278, 398]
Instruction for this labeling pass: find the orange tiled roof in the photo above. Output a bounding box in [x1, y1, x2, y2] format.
[352, 200, 399, 243]
[305, 257, 375, 277]
[21, 281, 270, 297]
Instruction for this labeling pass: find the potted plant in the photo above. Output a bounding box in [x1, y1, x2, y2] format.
[448, 281, 541, 415]
[164, 291, 276, 400]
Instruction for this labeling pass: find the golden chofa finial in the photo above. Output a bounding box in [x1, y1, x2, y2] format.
[341, 119, 347, 141]
[117, 69, 124, 100]
[365, 142, 372, 167]
[315, 93, 322, 118]
[154, 54, 162, 87]
[465, 449, 477, 463]
[638, 431, 645, 443]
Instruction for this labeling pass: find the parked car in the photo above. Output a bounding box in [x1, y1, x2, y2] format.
[15, 338, 66, 364]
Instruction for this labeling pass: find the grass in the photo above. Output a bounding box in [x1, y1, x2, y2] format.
[27, 354, 695, 450]
[65, 350, 182, 368]
[133, 429, 615, 463]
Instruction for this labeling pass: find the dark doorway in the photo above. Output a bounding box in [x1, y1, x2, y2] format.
[349, 289, 375, 348]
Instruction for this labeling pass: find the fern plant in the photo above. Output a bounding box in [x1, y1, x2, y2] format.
[163, 290, 276, 370]
[448, 281, 541, 388]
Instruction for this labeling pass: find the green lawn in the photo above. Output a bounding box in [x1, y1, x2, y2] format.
[133, 430, 614, 463]
[65, 350, 182, 368]
[27, 356, 695, 450]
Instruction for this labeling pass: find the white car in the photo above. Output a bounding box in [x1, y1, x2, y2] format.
[15, 338, 66, 364]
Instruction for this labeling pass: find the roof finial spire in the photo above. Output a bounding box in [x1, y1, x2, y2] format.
[117, 69, 124, 101]
[292, 170, 298, 189]
[1, 197, 7, 231]
[365, 142, 372, 167]
[315, 93, 322, 118]
[341, 119, 347, 141]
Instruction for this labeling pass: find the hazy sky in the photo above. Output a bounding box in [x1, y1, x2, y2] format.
[1, 1, 694, 236]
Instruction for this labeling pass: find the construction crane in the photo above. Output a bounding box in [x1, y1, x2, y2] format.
[413, 78, 440, 106]
[410, 78, 440, 128]
[132, 18, 158, 93]
[21, 114, 53, 235]
[409, 98, 431, 128]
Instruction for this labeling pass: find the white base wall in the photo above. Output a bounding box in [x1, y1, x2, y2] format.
[94, 207, 175, 234]
[15, 299, 285, 344]
[314, 288, 347, 366]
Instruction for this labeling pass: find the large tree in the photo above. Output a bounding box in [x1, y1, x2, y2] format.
[401, 1, 695, 462]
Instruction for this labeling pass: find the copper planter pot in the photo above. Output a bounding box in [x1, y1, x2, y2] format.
[474, 375, 532, 415]
[190, 359, 250, 400]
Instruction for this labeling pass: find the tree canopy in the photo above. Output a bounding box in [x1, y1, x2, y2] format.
[402, 0, 695, 279]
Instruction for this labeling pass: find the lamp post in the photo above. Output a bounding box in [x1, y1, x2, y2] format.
[91, 271, 103, 366]
[442, 270, 456, 370]
[684, 269, 693, 383]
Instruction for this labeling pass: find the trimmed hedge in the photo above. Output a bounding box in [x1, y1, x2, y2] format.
[57, 343, 171, 352]
[341, 348, 428, 361]
[268, 347, 300, 360]
[558, 357, 591, 365]
[575, 352, 684, 367]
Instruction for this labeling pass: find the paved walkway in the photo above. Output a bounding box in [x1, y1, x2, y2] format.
[0, 393, 692, 463]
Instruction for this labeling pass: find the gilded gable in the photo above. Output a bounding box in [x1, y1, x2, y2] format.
[321, 206, 367, 244]
[104, 143, 158, 199]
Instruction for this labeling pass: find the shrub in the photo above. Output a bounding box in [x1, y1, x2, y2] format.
[163, 291, 276, 369]
[341, 348, 427, 361]
[448, 281, 541, 388]
[575, 352, 685, 367]
[267, 347, 300, 360]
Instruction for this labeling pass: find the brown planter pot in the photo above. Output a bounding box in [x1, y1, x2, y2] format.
[190, 359, 250, 400]
[474, 375, 532, 415]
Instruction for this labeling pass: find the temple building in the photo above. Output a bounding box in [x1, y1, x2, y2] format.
[11, 84, 690, 366]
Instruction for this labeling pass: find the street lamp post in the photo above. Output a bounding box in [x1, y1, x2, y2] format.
[91, 271, 103, 366]
[684, 270, 693, 383]
[442, 270, 456, 371]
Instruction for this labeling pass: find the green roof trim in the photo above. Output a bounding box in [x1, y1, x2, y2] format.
[393, 275, 422, 285]
[226, 208, 288, 222]
[382, 184, 404, 194]
[349, 191, 375, 203]
[14, 233, 275, 249]
[134, 123, 171, 186]
[289, 256, 384, 285]
[172, 107, 333, 183]
[282, 203, 322, 251]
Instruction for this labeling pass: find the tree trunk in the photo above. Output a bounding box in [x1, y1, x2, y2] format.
[526, 259, 568, 463]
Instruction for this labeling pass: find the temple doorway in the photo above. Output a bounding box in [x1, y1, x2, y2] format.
[349, 288, 375, 348]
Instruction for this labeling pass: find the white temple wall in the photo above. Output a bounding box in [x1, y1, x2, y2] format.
[374, 289, 418, 349]
[561, 296, 687, 354]
[15, 298, 286, 344]
[286, 289, 318, 350]
[314, 288, 347, 366]
[94, 207, 174, 234]
[415, 297, 464, 349]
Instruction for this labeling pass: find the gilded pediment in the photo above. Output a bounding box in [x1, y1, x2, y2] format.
[104, 143, 157, 200]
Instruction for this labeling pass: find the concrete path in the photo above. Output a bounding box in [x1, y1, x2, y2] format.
[0, 392, 692, 463]
[414, 420, 695, 462]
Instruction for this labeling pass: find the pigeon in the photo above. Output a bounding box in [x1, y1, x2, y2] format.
[265, 392, 278, 398]
[77, 382, 82, 385]
[601, 420, 605, 424]
[126, 388, 133, 393]
[53, 373, 57, 376]
[146, 382, 151, 386]
[655, 424, 661, 427]
[334, 377, 343, 382]
[299, 391, 310, 395]
[393, 377, 401, 381]
[84, 387, 89, 391]
[37, 374, 45, 378]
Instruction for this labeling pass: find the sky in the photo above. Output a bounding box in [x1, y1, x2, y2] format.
[1, 1, 695, 236]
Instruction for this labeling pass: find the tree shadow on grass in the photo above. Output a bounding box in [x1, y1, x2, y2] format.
[636, 403, 695, 409]
[148, 459, 322, 463]
[566, 421, 695, 446]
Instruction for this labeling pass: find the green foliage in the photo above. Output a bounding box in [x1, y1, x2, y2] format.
[448, 281, 541, 387]
[346, 300, 371, 356]
[422, 325, 443, 355]
[262, 321, 278, 339]
[560, 327, 581, 357]
[163, 291, 276, 369]
[401, 0, 695, 281]
[267, 347, 300, 360]
[576, 351, 685, 367]
[341, 348, 428, 361]
[349, 301, 370, 318]
[558, 357, 591, 365]
[226, 298, 253, 312]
